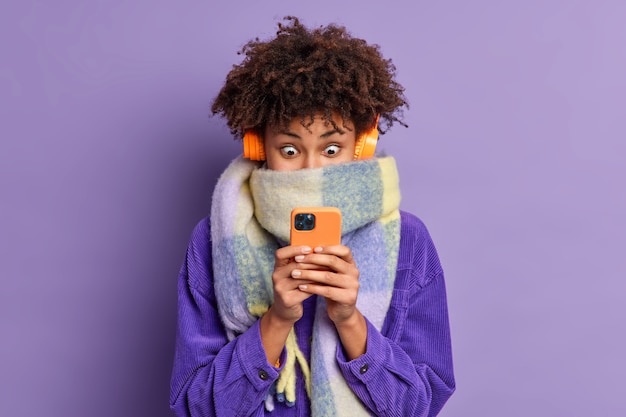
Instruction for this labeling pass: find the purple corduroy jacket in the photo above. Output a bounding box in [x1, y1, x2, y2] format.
[170, 211, 455, 416]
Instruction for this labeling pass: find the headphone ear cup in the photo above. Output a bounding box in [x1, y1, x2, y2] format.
[243, 131, 252, 159]
[354, 124, 379, 160]
[243, 130, 266, 161]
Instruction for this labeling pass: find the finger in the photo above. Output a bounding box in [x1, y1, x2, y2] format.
[292, 269, 358, 291]
[296, 282, 358, 305]
[273, 276, 316, 304]
[295, 253, 356, 276]
[313, 245, 355, 264]
[274, 245, 312, 267]
[291, 259, 331, 271]
[277, 285, 316, 305]
[273, 261, 314, 287]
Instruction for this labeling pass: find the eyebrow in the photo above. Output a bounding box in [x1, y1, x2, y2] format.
[279, 128, 346, 139]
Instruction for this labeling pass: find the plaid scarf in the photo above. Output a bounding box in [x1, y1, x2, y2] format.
[211, 156, 401, 416]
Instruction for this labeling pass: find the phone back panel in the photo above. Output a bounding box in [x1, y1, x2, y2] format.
[290, 207, 342, 247]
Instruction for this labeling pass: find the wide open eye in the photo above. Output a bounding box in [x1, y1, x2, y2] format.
[280, 145, 299, 157]
[323, 144, 341, 156]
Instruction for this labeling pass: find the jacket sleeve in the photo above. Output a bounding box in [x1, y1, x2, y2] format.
[336, 212, 455, 416]
[169, 218, 284, 417]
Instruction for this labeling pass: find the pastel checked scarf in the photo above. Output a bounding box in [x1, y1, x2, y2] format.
[210, 156, 401, 416]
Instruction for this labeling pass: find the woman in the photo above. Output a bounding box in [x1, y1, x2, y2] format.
[170, 16, 455, 417]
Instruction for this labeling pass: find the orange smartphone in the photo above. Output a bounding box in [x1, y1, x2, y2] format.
[290, 207, 342, 247]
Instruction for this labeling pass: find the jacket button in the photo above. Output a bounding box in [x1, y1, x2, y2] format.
[258, 370, 269, 380]
[359, 364, 369, 374]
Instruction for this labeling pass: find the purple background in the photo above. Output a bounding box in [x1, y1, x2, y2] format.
[2, 1, 625, 416]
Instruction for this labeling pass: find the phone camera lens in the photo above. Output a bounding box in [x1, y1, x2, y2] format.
[295, 213, 315, 230]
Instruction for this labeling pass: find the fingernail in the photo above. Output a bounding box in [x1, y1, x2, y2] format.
[292, 270, 301, 278]
[298, 284, 308, 290]
[294, 255, 305, 262]
[314, 246, 323, 253]
[301, 247, 311, 254]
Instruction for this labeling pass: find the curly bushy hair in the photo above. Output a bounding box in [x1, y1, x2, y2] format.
[211, 16, 408, 139]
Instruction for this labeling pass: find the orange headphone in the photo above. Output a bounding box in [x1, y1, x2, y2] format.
[242, 116, 380, 161]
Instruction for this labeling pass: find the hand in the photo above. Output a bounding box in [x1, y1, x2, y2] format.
[290, 245, 360, 325]
[259, 245, 317, 365]
[268, 245, 317, 324]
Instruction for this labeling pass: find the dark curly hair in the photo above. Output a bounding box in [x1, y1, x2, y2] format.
[211, 16, 408, 139]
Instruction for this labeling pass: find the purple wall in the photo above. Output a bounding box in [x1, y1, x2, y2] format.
[2, 1, 625, 416]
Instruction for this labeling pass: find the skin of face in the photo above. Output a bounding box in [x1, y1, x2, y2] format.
[263, 114, 357, 171]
